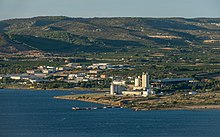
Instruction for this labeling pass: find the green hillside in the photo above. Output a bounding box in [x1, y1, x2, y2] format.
[0, 33, 31, 53]
[0, 16, 220, 53]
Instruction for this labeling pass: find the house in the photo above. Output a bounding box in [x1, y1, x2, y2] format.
[68, 74, 77, 80]
[38, 66, 45, 70]
[34, 73, 47, 78]
[76, 65, 83, 69]
[42, 68, 55, 74]
[112, 80, 126, 85]
[89, 70, 100, 74]
[100, 74, 108, 79]
[65, 58, 86, 63]
[75, 77, 84, 82]
[10, 75, 22, 80]
[26, 70, 35, 74]
[56, 67, 64, 71]
[87, 63, 110, 70]
[42, 69, 50, 74]
[10, 74, 30, 80]
[65, 63, 80, 68]
[29, 78, 49, 84]
[189, 91, 197, 95]
[87, 70, 101, 79]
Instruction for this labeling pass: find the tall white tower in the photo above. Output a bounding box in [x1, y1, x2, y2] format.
[110, 83, 115, 95]
[142, 72, 149, 90]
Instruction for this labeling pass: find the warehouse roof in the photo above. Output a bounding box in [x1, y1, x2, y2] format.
[152, 78, 194, 83]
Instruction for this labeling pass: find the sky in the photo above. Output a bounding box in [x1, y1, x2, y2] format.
[0, 0, 220, 20]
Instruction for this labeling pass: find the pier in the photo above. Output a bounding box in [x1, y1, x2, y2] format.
[72, 106, 121, 111]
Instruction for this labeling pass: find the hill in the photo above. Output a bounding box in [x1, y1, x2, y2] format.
[0, 33, 31, 53]
[0, 16, 220, 54]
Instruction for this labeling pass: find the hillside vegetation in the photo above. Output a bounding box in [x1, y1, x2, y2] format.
[0, 16, 220, 53]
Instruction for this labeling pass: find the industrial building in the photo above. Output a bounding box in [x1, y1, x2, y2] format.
[110, 81, 126, 95]
[109, 72, 194, 97]
[151, 78, 194, 88]
[133, 72, 150, 91]
[110, 72, 154, 96]
[122, 91, 142, 96]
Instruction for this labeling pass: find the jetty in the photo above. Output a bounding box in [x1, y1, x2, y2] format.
[72, 106, 121, 111]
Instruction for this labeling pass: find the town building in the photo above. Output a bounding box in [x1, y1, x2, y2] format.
[26, 70, 35, 74]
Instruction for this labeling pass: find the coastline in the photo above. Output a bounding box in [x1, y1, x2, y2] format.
[54, 93, 220, 111]
[3, 86, 220, 111]
[1, 86, 109, 92]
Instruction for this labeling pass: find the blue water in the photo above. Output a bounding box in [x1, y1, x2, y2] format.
[0, 89, 220, 137]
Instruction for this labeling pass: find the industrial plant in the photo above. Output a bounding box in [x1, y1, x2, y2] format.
[110, 72, 154, 96]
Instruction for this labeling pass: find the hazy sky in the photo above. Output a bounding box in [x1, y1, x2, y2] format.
[0, 0, 220, 20]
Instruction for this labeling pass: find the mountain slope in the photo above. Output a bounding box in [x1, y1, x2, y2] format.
[0, 16, 220, 54]
[0, 33, 32, 53]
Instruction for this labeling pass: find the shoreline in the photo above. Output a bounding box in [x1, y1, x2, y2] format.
[3, 87, 220, 111]
[182, 105, 220, 110]
[54, 93, 220, 111]
[1, 86, 109, 92]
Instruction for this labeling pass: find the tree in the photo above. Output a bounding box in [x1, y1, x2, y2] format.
[192, 86, 196, 91]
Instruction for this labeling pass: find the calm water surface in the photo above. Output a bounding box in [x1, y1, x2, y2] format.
[0, 89, 220, 137]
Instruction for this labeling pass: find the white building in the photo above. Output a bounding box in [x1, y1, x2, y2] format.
[56, 67, 64, 71]
[189, 91, 197, 95]
[65, 63, 79, 67]
[142, 90, 150, 97]
[142, 72, 150, 90]
[122, 91, 142, 96]
[133, 72, 150, 91]
[68, 74, 77, 80]
[110, 72, 154, 96]
[10, 76, 22, 80]
[134, 76, 141, 87]
[110, 82, 126, 95]
[110, 83, 115, 95]
[88, 63, 110, 70]
[34, 73, 47, 78]
[42, 69, 50, 74]
[142, 89, 155, 97]
[112, 80, 126, 85]
[26, 70, 35, 74]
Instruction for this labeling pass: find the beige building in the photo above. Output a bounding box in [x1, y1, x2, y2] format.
[122, 91, 142, 96]
[133, 72, 150, 91]
[142, 72, 150, 90]
[134, 76, 141, 87]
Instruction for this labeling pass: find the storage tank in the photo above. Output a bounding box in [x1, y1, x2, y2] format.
[110, 83, 115, 95]
[135, 77, 140, 87]
[142, 72, 150, 89]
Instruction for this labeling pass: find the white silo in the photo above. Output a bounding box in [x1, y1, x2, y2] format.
[142, 72, 150, 90]
[146, 72, 150, 88]
[142, 72, 147, 89]
[135, 77, 141, 87]
[110, 83, 115, 95]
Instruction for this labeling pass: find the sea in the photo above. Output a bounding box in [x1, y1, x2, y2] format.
[0, 89, 220, 137]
